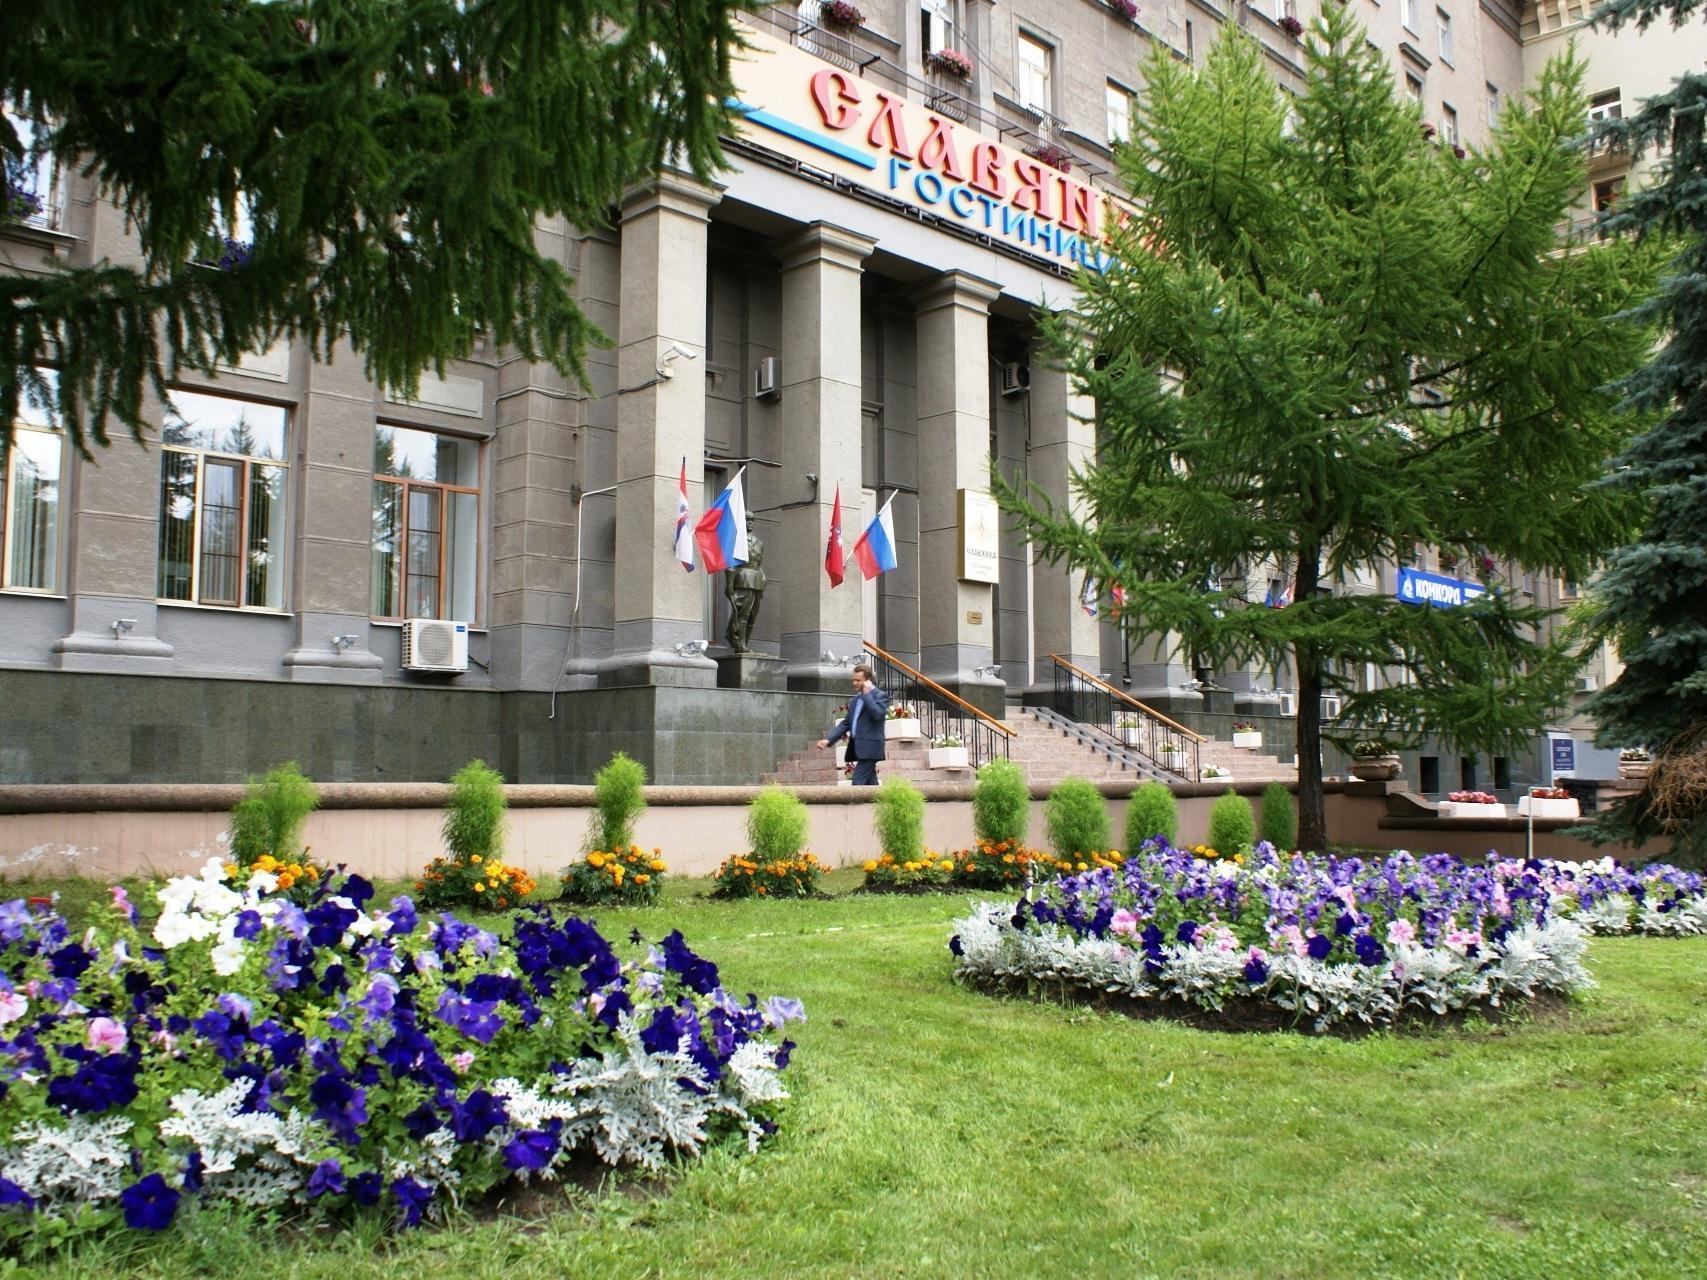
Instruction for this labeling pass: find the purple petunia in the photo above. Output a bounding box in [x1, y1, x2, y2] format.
[306, 1159, 346, 1198]
[502, 1126, 560, 1172]
[119, 1173, 180, 1231]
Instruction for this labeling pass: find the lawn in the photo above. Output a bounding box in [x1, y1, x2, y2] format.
[10, 869, 1707, 1280]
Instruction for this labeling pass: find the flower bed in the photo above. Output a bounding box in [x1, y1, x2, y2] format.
[0, 861, 800, 1243]
[1534, 857, 1707, 937]
[948, 843, 1598, 1032]
[861, 842, 1111, 892]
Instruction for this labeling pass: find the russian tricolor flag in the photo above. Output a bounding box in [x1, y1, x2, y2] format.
[852, 493, 898, 580]
[694, 467, 748, 574]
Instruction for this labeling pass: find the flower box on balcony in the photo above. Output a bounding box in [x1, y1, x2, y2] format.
[1025, 143, 1074, 174]
[924, 48, 974, 80]
[821, 0, 865, 29]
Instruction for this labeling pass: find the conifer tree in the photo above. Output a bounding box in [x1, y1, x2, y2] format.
[0, 0, 744, 454]
[998, 9, 1660, 852]
[1580, 0, 1707, 859]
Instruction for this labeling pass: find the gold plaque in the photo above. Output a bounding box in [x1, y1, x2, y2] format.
[967, 611, 983, 625]
[957, 489, 1001, 584]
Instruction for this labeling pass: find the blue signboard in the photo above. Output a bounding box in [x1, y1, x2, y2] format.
[1551, 737, 1575, 774]
[1396, 567, 1489, 609]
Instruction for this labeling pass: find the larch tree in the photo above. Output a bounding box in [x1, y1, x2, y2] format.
[0, 0, 744, 455]
[1581, 0, 1707, 860]
[997, 7, 1660, 853]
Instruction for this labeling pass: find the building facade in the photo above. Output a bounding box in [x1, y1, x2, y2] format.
[2, 0, 1601, 787]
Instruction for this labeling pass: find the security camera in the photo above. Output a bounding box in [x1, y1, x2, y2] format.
[657, 344, 699, 378]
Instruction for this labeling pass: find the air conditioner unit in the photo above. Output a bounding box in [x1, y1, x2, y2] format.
[1277, 692, 1296, 717]
[401, 619, 469, 673]
[752, 356, 781, 401]
[1576, 675, 1598, 693]
[1320, 695, 1343, 720]
[1000, 362, 1031, 397]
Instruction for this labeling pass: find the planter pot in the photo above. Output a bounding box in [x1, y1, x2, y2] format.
[1117, 727, 1141, 745]
[1439, 801, 1505, 819]
[1156, 751, 1185, 770]
[885, 717, 921, 741]
[1232, 731, 1263, 750]
[1517, 796, 1580, 820]
[1619, 762, 1651, 782]
[1349, 756, 1401, 782]
[928, 746, 970, 770]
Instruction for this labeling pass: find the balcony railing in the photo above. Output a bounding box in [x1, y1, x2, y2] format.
[861, 640, 1014, 770]
[1048, 654, 1203, 782]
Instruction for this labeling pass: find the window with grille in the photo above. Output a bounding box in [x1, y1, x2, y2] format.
[155, 391, 289, 609]
[371, 424, 480, 623]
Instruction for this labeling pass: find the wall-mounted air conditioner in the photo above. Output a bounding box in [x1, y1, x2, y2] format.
[1000, 362, 1031, 397]
[1320, 695, 1343, 720]
[401, 619, 469, 673]
[753, 356, 781, 401]
[1277, 692, 1296, 717]
[1576, 675, 1598, 692]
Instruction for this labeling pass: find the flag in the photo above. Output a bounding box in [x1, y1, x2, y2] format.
[1110, 580, 1128, 618]
[694, 467, 748, 574]
[852, 493, 899, 580]
[673, 457, 695, 572]
[1265, 578, 1292, 609]
[824, 485, 846, 588]
[1081, 573, 1099, 618]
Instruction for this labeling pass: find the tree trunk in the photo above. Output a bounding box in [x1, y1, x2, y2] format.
[1293, 544, 1328, 852]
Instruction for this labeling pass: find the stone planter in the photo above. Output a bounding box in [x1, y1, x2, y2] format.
[1117, 726, 1141, 745]
[1517, 796, 1580, 820]
[1157, 749, 1185, 770]
[885, 717, 921, 741]
[1232, 730, 1263, 750]
[1349, 755, 1402, 782]
[1619, 762, 1651, 783]
[928, 746, 969, 770]
[1438, 801, 1505, 819]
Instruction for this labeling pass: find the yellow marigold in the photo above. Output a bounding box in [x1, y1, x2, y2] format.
[224, 863, 239, 878]
[612, 865, 624, 880]
[474, 882, 486, 892]
[1076, 861, 1088, 872]
[276, 872, 295, 890]
[304, 865, 320, 880]
[256, 854, 278, 872]
[939, 860, 954, 873]
[588, 852, 605, 868]
[649, 859, 666, 872]
[470, 855, 482, 864]
[862, 861, 877, 872]
[635, 873, 651, 885]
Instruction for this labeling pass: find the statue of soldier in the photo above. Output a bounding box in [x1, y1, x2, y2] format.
[723, 522, 766, 654]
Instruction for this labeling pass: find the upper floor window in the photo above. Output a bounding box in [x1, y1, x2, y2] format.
[1486, 82, 1501, 127]
[371, 425, 480, 623]
[1106, 82, 1134, 145]
[1404, 73, 1424, 107]
[1442, 104, 1459, 146]
[2, 100, 64, 232]
[1400, 0, 1419, 31]
[2, 371, 65, 593]
[1016, 32, 1052, 113]
[1437, 9, 1453, 62]
[921, 0, 955, 56]
[156, 391, 289, 610]
[1588, 88, 1623, 124]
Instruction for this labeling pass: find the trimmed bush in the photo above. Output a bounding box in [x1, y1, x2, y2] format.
[445, 760, 508, 863]
[420, 760, 534, 911]
[972, 758, 1030, 846]
[1260, 782, 1297, 851]
[1206, 789, 1256, 856]
[873, 777, 926, 863]
[749, 787, 811, 861]
[228, 761, 318, 866]
[1045, 778, 1110, 860]
[1123, 780, 1178, 850]
[588, 752, 648, 853]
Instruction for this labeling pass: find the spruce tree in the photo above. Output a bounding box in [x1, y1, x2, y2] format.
[998, 9, 1660, 852]
[0, 0, 743, 454]
[1581, 0, 1707, 859]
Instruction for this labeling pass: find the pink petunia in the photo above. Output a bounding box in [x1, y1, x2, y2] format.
[1109, 909, 1140, 938]
[86, 1016, 127, 1054]
[0, 992, 26, 1026]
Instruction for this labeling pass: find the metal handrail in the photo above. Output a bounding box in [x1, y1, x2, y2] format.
[855, 640, 1013, 771]
[1046, 654, 1200, 783]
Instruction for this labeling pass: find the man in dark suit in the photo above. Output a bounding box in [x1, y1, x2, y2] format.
[817, 662, 889, 786]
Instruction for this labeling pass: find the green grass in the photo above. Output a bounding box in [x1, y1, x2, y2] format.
[10, 871, 1707, 1279]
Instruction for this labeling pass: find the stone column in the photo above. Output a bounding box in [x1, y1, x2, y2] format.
[281, 340, 386, 682]
[1026, 349, 1100, 696]
[774, 222, 875, 692]
[598, 170, 722, 688]
[911, 270, 1003, 714]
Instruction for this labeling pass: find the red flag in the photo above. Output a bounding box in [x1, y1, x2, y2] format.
[825, 485, 846, 588]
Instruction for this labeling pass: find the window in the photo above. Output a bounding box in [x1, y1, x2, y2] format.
[1016, 32, 1052, 113]
[1105, 82, 1134, 145]
[1588, 88, 1622, 124]
[1400, 0, 1418, 31]
[371, 425, 480, 623]
[1486, 82, 1501, 127]
[1278, 0, 1298, 19]
[1593, 176, 1625, 214]
[2, 100, 64, 232]
[1437, 9, 1453, 62]
[1442, 104, 1459, 146]
[1404, 73, 1424, 106]
[921, 0, 954, 56]
[2, 371, 65, 592]
[1185, 20, 1195, 63]
[156, 391, 288, 609]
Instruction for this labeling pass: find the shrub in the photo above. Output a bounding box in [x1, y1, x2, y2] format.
[561, 845, 666, 906]
[1206, 790, 1256, 856]
[1260, 783, 1297, 851]
[1045, 778, 1110, 860]
[419, 760, 534, 911]
[588, 752, 648, 853]
[1124, 780, 1178, 849]
[973, 758, 1030, 847]
[873, 778, 926, 863]
[712, 852, 826, 899]
[228, 761, 318, 866]
[748, 787, 811, 861]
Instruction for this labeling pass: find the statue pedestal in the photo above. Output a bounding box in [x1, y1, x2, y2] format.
[716, 654, 789, 692]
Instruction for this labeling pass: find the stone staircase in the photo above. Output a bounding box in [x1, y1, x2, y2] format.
[763, 707, 1298, 789]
